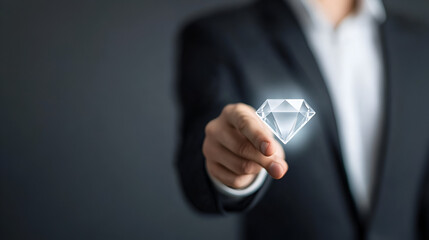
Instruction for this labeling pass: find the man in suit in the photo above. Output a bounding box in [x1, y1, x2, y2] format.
[176, 0, 429, 239]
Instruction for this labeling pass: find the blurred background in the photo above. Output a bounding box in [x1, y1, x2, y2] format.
[1, 0, 428, 239]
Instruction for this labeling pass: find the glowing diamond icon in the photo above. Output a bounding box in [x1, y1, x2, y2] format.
[256, 99, 315, 144]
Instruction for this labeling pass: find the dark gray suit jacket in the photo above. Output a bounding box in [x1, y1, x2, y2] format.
[176, 0, 429, 239]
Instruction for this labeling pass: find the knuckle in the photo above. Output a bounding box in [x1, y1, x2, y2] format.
[230, 177, 243, 189]
[235, 102, 248, 109]
[237, 141, 251, 157]
[222, 104, 235, 116]
[236, 113, 250, 132]
[236, 103, 254, 112]
[204, 120, 216, 136]
[230, 175, 251, 189]
[234, 103, 245, 111]
[224, 103, 247, 116]
[240, 160, 257, 175]
[236, 103, 252, 116]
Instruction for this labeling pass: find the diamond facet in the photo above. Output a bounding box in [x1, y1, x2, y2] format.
[256, 99, 316, 144]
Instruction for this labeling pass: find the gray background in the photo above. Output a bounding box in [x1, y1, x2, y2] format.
[1, 0, 428, 239]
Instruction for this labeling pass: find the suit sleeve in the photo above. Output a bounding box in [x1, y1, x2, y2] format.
[174, 20, 271, 214]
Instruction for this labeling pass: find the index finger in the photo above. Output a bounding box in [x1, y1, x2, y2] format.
[223, 103, 276, 156]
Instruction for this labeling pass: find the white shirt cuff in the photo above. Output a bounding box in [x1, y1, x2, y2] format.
[209, 169, 268, 199]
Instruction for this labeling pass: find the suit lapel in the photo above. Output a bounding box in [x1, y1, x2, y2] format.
[256, 0, 363, 228]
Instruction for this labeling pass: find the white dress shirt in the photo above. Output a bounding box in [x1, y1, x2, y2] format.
[210, 0, 385, 215]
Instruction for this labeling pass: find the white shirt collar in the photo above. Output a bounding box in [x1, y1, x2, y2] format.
[287, 0, 386, 31]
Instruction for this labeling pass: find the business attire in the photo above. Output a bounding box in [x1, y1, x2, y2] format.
[176, 0, 429, 239]
[210, 0, 384, 217]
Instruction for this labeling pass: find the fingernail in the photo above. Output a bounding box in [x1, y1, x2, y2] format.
[260, 141, 269, 155]
[268, 162, 284, 179]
